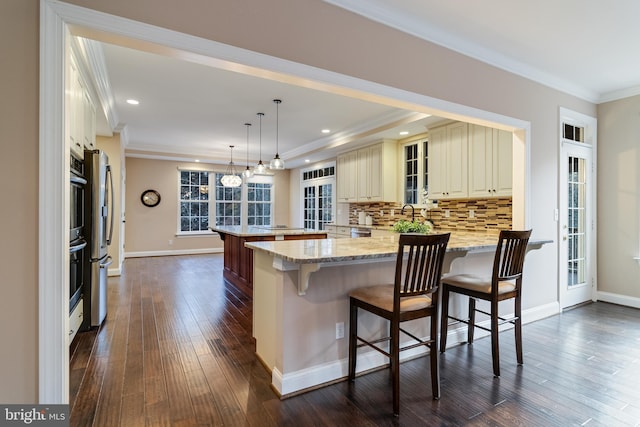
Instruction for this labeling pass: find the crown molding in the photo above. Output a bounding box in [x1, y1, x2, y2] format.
[76, 37, 119, 131]
[282, 110, 429, 160]
[598, 85, 640, 104]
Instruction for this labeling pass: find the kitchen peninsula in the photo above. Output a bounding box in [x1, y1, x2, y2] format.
[210, 225, 326, 296]
[245, 231, 550, 397]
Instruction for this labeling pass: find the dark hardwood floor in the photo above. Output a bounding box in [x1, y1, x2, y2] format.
[69, 254, 640, 426]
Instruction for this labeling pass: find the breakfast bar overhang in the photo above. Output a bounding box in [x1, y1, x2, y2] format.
[246, 232, 551, 398]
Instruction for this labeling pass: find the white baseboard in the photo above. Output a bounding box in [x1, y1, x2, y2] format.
[125, 248, 223, 258]
[274, 301, 561, 397]
[597, 291, 640, 309]
[274, 343, 430, 397]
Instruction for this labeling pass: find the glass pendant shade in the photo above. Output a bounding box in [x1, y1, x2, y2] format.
[221, 145, 242, 187]
[270, 99, 285, 170]
[242, 166, 253, 180]
[269, 154, 284, 170]
[242, 123, 253, 181]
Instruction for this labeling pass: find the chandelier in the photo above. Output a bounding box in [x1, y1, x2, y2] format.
[220, 145, 242, 187]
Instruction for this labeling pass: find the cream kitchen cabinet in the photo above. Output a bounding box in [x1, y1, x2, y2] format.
[68, 58, 84, 158]
[67, 53, 97, 157]
[428, 122, 468, 200]
[338, 140, 397, 203]
[337, 151, 358, 202]
[325, 224, 351, 238]
[82, 89, 96, 150]
[468, 124, 512, 198]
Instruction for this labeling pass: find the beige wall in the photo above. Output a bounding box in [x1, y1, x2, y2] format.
[96, 134, 124, 273]
[597, 95, 640, 299]
[125, 157, 222, 253]
[6, 0, 635, 402]
[124, 157, 291, 254]
[0, 0, 39, 403]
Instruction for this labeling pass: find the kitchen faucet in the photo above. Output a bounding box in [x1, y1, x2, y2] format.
[401, 204, 415, 222]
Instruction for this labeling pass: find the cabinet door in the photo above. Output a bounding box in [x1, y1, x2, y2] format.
[83, 91, 96, 150]
[468, 124, 493, 197]
[68, 60, 84, 158]
[337, 152, 357, 202]
[446, 122, 468, 199]
[356, 147, 370, 200]
[493, 129, 513, 197]
[367, 144, 383, 200]
[428, 127, 447, 199]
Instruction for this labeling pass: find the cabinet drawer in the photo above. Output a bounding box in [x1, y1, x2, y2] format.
[69, 298, 84, 343]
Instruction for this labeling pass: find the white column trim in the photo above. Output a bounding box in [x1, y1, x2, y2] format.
[39, 0, 69, 404]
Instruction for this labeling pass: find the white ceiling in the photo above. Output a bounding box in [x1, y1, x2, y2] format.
[91, 1, 640, 169]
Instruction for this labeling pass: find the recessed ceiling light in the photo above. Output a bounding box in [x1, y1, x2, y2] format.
[399, 131, 409, 136]
[305, 159, 310, 163]
[195, 159, 200, 163]
[126, 99, 139, 105]
[321, 129, 331, 134]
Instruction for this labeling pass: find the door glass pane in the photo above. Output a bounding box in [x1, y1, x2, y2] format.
[303, 185, 316, 229]
[567, 156, 586, 287]
[318, 184, 333, 230]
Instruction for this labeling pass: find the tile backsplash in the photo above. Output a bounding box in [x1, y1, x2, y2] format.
[348, 198, 512, 231]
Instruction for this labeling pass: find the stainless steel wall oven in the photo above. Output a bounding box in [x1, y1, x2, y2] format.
[70, 154, 87, 313]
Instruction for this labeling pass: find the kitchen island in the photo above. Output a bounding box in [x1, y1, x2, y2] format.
[245, 231, 550, 397]
[209, 225, 327, 296]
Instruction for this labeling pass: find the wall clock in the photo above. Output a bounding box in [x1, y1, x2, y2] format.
[141, 189, 161, 207]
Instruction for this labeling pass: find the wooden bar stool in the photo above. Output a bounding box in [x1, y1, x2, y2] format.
[348, 232, 450, 416]
[439, 229, 532, 377]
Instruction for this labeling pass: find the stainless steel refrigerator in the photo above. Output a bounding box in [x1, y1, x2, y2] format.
[83, 149, 114, 328]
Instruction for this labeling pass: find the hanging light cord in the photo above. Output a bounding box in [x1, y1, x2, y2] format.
[245, 123, 251, 167]
[258, 112, 264, 162]
[275, 99, 280, 156]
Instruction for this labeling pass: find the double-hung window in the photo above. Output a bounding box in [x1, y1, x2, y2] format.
[179, 170, 211, 232]
[214, 173, 242, 226]
[178, 169, 273, 233]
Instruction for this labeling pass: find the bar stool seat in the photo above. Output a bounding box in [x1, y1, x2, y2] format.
[349, 286, 433, 312]
[441, 274, 517, 294]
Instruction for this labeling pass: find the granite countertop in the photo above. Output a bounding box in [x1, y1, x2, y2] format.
[245, 230, 548, 264]
[209, 225, 327, 237]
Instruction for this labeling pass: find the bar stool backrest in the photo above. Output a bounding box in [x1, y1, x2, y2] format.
[492, 229, 532, 295]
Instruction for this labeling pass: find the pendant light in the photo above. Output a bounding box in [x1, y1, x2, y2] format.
[242, 122, 253, 181]
[220, 145, 242, 187]
[269, 99, 285, 170]
[254, 112, 267, 174]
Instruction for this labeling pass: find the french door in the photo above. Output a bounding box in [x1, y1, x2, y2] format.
[303, 178, 334, 230]
[559, 142, 595, 308]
